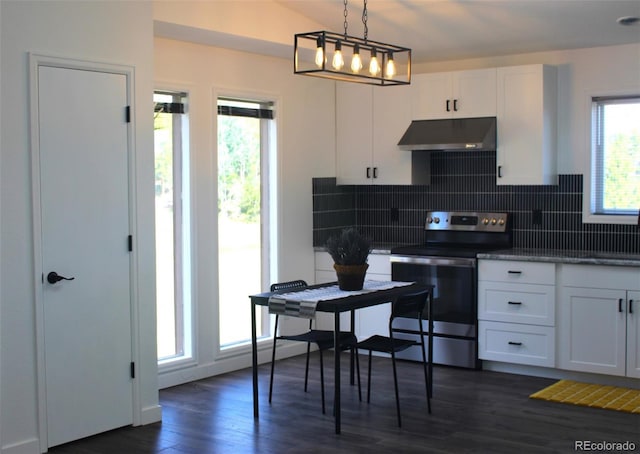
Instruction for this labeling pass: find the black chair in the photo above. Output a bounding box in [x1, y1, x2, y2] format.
[355, 288, 432, 427]
[268, 280, 357, 414]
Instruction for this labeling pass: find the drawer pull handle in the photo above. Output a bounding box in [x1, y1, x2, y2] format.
[630, 299, 634, 314]
[507, 270, 522, 275]
[508, 301, 522, 305]
[508, 341, 522, 346]
[619, 298, 624, 313]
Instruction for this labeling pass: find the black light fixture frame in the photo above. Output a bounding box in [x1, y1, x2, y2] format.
[294, 30, 411, 86]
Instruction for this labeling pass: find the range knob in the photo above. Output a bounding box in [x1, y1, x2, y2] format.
[426, 217, 433, 224]
[482, 218, 489, 225]
[433, 217, 440, 224]
[498, 218, 505, 226]
[491, 218, 497, 225]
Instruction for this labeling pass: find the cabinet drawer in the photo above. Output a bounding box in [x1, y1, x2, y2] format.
[560, 264, 640, 290]
[367, 253, 392, 275]
[479, 321, 555, 367]
[478, 282, 554, 325]
[479, 260, 555, 285]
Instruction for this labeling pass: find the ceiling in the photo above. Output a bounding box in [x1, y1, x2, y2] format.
[275, 0, 640, 63]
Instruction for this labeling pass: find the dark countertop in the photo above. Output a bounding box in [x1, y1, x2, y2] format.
[314, 244, 395, 255]
[316, 246, 640, 266]
[477, 248, 640, 267]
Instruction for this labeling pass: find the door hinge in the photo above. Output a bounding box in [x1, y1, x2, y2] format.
[128, 235, 133, 252]
[130, 361, 135, 379]
[125, 106, 131, 123]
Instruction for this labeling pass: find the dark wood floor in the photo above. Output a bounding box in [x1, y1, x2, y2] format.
[50, 353, 639, 453]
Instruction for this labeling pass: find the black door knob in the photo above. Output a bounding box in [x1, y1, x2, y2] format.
[47, 271, 75, 284]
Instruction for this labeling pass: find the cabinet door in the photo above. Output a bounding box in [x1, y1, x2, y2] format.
[372, 85, 413, 184]
[627, 291, 640, 378]
[411, 72, 452, 120]
[452, 68, 496, 118]
[558, 287, 626, 376]
[336, 83, 373, 184]
[496, 64, 557, 185]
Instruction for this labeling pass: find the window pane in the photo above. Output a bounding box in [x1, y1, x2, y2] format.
[217, 100, 265, 347]
[154, 91, 190, 362]
[593, 97, 640, 215]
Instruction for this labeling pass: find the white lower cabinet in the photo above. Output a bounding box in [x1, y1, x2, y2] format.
[627, 290, 640, 378]
[314, 251, 391, 338]
[558, 264, 640, 378]
[478, 259, 556, 367]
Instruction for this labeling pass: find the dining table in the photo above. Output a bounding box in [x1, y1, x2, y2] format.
[249, 280, 434, 434]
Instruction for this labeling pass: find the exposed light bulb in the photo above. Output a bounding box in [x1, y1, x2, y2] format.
[315, 37, 324, 68]
[351, 44, 363, 73]
[385, 52, 396, 78]
[369, 48, 380, 76]
[332, 41, 344, 70]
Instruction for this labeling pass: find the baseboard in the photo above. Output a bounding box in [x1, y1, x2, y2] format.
[483, 361, 640, 388]
[158, 342, 309, 389]
[1, 437, 40, 454]
[139, 404, 162, 425]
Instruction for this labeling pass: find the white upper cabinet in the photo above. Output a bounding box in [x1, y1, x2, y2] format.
[336, 82, 412, 185]
[336, 83, 373, 184]
[496, 64, 557, 185]
[411, 68, 497, 120]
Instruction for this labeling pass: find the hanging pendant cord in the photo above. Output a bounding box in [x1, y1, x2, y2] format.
[343, 0, 349, 39]
[362, 0, 368, 42]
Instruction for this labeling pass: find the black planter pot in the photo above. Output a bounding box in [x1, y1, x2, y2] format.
[333, 264, 369, 291]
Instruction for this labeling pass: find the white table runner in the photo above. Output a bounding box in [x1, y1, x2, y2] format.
[268, 280, 413, 319]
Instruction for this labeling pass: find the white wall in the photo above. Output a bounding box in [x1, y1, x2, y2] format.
[413, 43, 640, 176]
[154, 37, 336, 387]
[0, 2, 158, 453]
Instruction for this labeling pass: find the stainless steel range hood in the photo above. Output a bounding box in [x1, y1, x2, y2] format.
[398, 117, 496, 151]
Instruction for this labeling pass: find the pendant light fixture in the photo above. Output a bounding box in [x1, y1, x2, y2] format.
[294, 0, 411, 86]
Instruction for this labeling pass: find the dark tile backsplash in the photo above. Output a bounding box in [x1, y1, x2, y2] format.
[312, 151, 640, 253]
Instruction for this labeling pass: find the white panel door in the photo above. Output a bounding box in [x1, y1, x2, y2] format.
[38, 65, 133, 447]
[627, 291, 640, 378]
[558, 287, 626, 376]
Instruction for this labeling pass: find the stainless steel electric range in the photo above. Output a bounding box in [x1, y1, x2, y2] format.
[390, 211, 512, 369]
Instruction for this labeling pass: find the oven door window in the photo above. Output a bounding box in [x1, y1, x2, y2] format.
[392, 261, 476, 325]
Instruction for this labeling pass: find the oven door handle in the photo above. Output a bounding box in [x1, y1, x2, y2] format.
[390, 255, 476, 268]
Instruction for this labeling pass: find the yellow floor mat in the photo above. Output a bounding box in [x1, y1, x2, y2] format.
[530, 379, 640, 414]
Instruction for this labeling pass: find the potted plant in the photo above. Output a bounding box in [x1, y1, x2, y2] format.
[325, 227, 372, 290]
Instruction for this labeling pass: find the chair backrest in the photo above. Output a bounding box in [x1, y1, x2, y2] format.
[390, 288, 430, 322]
[270, 279, 307, 292]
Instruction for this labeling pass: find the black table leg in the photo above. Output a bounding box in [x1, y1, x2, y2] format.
[251, 299, 259, 418]
[350, 309, 355, 386]
[428, 290, 434, 398]
[334, 311, 341, 434]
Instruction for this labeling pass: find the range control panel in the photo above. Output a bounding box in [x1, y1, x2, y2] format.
[425, 211, 509, 232]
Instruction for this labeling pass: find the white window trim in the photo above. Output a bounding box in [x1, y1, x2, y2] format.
[583, 88, 640, 225]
